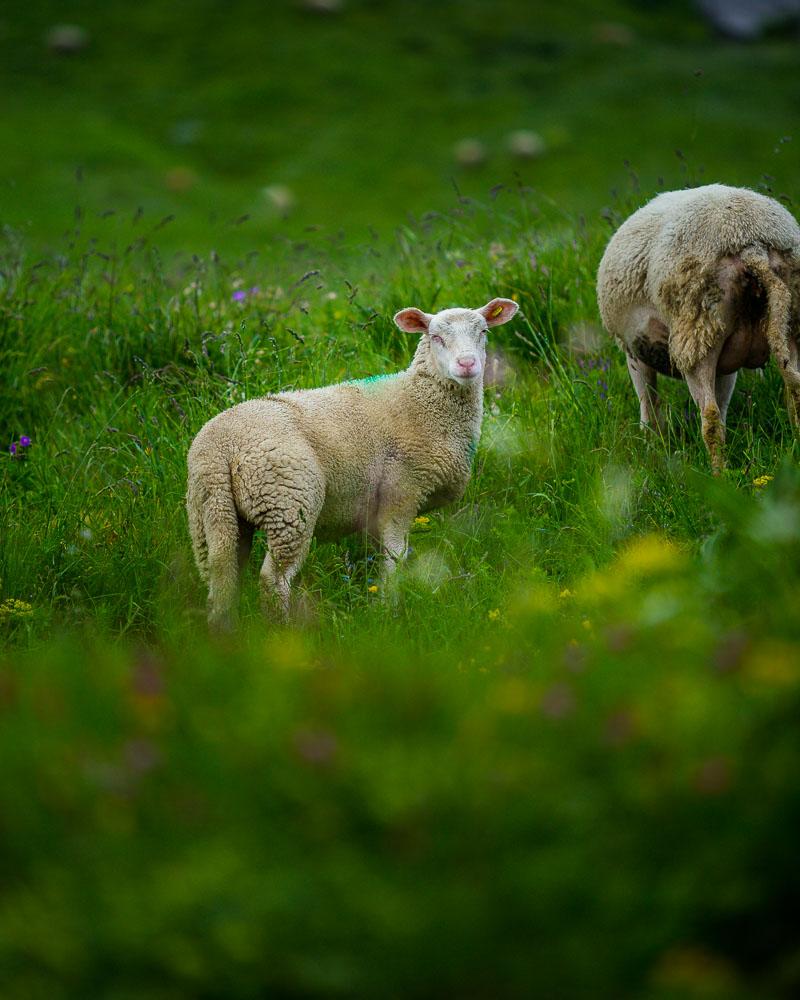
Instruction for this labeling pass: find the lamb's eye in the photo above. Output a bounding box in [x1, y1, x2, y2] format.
[431, 334, 445, 347]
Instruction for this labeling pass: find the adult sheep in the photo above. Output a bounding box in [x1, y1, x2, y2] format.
[597, 184, 800, 472]
[187, 298, 518, 629]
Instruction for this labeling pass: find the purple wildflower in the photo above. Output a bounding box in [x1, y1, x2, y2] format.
[232, 289, 247, 302]
[19, 436, 31, 448]
[9, 442, 16, 456]
[249, 286, 260, 296]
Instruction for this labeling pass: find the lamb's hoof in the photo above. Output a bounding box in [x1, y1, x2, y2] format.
[208, 611, 236, 634]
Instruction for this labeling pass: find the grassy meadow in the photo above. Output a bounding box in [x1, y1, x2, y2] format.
[3, 1, 800, 997]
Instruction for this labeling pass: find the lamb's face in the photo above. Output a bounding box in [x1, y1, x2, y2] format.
[394, 298, 519, 388]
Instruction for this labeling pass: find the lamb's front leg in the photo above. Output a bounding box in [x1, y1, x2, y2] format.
[379, 518, 410, 586]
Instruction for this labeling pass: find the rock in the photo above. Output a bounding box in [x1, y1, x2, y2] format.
[506, 130, 546, 159]
[695, 0, 800, 39]
[165, 167, 197, 194]
[592, 22, 635, 46]
[262, 184, 295, 213]
[45, 24, 89, 54]
[300, 0, 343, 12]
[453, 138, 487, 168]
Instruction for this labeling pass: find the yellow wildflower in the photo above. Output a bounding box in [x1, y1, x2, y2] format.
[616, 534, 683, 576]
[0, 598, 34, 621]
[414, 516, 430, 525]
[744, 641, 799, 686]
[368, 585, 379, 594]
[752, 475, 773, 488]
[488, 608, 501, 621]
[559, 588, 573, 599]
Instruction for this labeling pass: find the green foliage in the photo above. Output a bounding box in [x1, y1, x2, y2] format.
[2, 188, 800, 997]
[2, 0, 799, 250]
[3, 3, 800, 991]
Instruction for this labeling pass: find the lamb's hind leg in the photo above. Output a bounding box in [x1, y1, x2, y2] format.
[258, 477, 324, 620]
[205, 506, 241, 633]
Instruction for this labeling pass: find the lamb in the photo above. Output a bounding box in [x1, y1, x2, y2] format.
[186, 297, 519, 629]
[597, 184, 800, 472]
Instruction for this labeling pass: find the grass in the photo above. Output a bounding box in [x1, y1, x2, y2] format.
[3, 0, 799, 250]
[2, 186, 800, 997]
[3, 1, 800, 994]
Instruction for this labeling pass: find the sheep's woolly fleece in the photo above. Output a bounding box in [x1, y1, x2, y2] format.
[597, 184, 800, 372]
[186, 298, 518, 626]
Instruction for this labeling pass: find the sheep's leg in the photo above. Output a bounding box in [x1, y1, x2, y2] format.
[205, 511, 241, 633]
[259, 486, 323, 620]
[715, 372, 738, 425]
[259, 539, 312, 620]
[783, 336, 800, 427]
[626, 354, 663, 430]
[379, 520, 410, 585]
[684, 351, 726, 475]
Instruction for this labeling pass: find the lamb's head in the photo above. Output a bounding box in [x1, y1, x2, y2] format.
[394, 298, 518, 387]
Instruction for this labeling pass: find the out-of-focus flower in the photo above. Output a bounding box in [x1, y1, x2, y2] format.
[293, 727, 338, 765]
[616, 534, 683, 577]
[368, 585, 379, 594]
[744, 641, 800, 686]
[540, 683, 575, 719]
[559, 588, 573, 599]
[232, 290, 247, 302]
[693, 756, 733, 795]
[488, 608, 501, 621]
[0, 599, 34, 622]
[19, 436, 31, 448]
[753, 474, 773, 487]
[414, 516, 430, 525]
[8, 442, 17, 456]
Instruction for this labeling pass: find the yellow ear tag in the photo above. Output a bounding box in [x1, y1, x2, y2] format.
[491, 305, 503, 318]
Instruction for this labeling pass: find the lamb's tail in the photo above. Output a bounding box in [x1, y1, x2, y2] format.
[741, 247, 800, 422]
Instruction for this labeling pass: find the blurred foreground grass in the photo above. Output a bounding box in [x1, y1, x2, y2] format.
[2, 186, 800, 996]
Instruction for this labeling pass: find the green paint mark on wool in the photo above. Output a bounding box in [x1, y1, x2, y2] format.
[349, 373, 396, 389]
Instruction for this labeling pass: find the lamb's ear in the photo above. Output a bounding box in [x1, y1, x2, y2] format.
[394, 308, 432, 333]
[479, 298, 519, 327]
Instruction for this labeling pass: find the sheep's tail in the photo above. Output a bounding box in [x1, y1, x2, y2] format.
[741, 247, 800, 423]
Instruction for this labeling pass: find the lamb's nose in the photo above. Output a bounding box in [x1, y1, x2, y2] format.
[457, 355, 477, 371]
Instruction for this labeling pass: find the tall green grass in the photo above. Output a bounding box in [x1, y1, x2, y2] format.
[1, 189, 800, 997]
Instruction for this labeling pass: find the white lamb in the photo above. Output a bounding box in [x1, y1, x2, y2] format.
[597, 184, 800, 471]
[186, 298, 518, 629]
